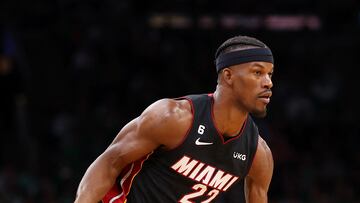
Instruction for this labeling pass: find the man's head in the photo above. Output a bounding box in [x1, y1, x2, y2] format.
[215, 35, 269, 60]
[215, 35, 274, 118]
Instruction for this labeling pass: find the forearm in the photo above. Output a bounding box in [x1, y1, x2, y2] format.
[246, 189, 267, 203]
[75, 152, 123, 203]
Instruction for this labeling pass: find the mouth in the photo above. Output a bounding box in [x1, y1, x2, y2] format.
[258, 91, 272, 104]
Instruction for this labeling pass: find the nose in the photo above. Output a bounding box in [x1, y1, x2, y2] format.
[262, 74, 273, 89]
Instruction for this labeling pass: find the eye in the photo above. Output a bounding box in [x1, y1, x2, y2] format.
[254, 71, 262, 76]
[268, 72, 274, 78]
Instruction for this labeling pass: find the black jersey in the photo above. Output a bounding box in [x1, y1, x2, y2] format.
[103, 94, 259, 203]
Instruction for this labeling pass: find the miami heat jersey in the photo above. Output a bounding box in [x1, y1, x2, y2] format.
[103, 94, 259, 203]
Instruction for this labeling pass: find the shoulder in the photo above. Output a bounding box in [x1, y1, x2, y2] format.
[248, 136, 273, 180]
[139, 98, 192, 127]
[137, 98, 193, 149]
[257, 137, 272, 159]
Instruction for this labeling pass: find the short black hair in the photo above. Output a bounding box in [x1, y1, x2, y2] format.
[215, 35, 269, 60]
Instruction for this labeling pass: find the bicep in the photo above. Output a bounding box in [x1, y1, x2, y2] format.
[245, 136, 273, 203]
[103, 116, 161, 170]
[102, 98, 191, 169]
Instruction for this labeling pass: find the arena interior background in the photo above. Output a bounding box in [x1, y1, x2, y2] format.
[0, 0, 359, 202]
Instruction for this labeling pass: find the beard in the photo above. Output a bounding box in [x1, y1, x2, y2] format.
[251, 106, 268, 118]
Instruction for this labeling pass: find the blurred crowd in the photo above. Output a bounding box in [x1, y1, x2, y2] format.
[1, 0, 360, 202]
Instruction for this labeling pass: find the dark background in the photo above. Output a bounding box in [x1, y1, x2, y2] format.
[0, 0, 359, 202]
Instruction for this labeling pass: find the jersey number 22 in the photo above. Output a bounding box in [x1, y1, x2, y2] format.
[179, 183, 220, 203]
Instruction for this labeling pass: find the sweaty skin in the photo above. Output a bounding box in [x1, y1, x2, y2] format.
[75, 61, 274, 203]
[75, 99, 193, 203]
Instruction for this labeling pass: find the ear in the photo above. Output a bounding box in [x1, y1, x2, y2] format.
[222, 68, 233, 86]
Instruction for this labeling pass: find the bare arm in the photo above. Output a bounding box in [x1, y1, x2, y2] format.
[74, 99, 192, 203]
[245, 136, 274, 203]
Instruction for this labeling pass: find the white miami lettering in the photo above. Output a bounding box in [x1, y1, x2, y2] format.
[209, 170, 237, 191]
[171, 156, 239, 191]
[195, 165, 215, 185]
[171, 156, 198, 176]
[189, 162, 205, 179]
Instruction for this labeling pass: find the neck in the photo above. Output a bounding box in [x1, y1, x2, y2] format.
[212, 87, 248, 137]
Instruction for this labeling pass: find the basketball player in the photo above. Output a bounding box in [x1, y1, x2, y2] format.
[75, 35, 274, 203]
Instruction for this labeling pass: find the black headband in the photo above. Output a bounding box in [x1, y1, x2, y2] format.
[215, 48, 274, 73]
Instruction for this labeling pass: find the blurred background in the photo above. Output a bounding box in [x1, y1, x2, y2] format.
[0, 0, 359, 202]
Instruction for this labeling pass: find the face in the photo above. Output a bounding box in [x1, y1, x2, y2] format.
[226, 61, 274, 117]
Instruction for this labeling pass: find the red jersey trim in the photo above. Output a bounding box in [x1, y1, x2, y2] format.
[165, 97, 195, 151]
[246, 134, 260, 175]
[102, 153, 152, 203]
